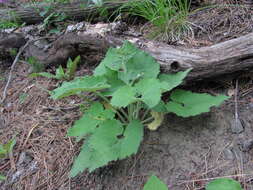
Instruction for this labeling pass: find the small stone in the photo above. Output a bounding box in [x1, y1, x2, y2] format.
[223, 148, 235, 160]
[66, 22, 85, 33]
[238, 139, 253, 152]
[231, 118, 244, 134]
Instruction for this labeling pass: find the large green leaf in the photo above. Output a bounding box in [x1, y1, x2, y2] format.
[70, 119, 123, 176]
[143, 175, 168, 190]
[152, 101, 168, 113]
[135, 78, 163, 108]
[101, 41, 138, 72]
[70, 120, 144, 176]
[111, 85, 137, 107]
[206, 178, 243, 190]
[100, 70, 125, 97]
[118, 120, 144, 159]
[51, 76, 110, 99]
[166, 90, 229, 117]
[93, 59, 108, 76]
[67, 102, 114, 137]
[159, 69, 191, 91]
[88, 119, 123, 170]
[118, 51, 160, 84]
[69, 142, 94, 177]
[94, 41, 160, 85]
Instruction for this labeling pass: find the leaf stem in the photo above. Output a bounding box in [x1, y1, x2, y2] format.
[127, 105, 131, 121]
[134, 101, 141, 119]
[128, 104, 135, 122]
[94, 92, 128, 124]
[141, 117, 154, 125]
[141, 108, 150, 121]
[119, 108, 130, 122]
[78, 93, 94, 104]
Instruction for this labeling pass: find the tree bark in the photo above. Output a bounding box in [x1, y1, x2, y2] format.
[39, 31, 253, 82]
[1, 29, 253, 83]
[142, 32, 253, 81]
[0, 1, 125, 24]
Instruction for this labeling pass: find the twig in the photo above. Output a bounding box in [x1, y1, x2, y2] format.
[234, 79, 239, 124]
[179, 173, 253, 184]
[0, 40, 30, 105]
[0, 36, 54, 105]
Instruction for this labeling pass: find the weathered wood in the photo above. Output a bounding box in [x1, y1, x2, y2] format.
[0, 1, 125, 24]
[32, 30, 253, 81]
[38, 31, 253, 82]
[143, 32, 253, 81]
[1, 28, 253, 82]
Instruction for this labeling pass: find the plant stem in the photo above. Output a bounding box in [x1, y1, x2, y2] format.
[78, 93, 93, 104]
[128, 104, 135, 122]
[94, 92, 128, 124]
[141, 108, 150, 121]
[127, 105, 131, 121]
[119, 108, 130, 122]
[141, 117, 154, 125]
[134, 101, 141, 119]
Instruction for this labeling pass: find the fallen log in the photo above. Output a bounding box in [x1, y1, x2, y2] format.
[0, 1, 125, 24]
[27, 30, 253, 82]
[1, 25, 253, 82]
[144, 32, 253, 81]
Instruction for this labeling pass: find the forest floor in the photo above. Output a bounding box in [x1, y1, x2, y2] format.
[1, 0, 253, 190]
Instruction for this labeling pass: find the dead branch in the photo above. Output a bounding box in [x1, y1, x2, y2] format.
[0, 1, 125, 24]
[1, 26, 253, 83]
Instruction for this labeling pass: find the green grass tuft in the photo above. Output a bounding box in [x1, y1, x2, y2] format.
[119, 0, 192, 42]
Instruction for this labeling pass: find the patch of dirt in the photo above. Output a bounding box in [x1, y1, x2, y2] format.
[187, 5, 253, 46]
[0, 62, 90, 190]
[66, 95, 253, 190]
[1, 61, 253, 190]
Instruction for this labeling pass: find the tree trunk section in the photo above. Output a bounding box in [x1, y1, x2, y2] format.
[142, 32, 253, 81]
[1, 28, 253, 83]
[0, 1, 125, 24]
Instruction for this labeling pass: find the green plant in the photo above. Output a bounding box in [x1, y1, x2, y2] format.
[31, 56, 80, 81]
[144, 175, 168, 190]
[19, 93, 29, 104]
[51, 41, 228, 177]
[9, 48, 18, 57]
[118, 0, 191, 41]
[37, 3, 67, 33]
[143, 176, 243, 190]
[42, 12, 67, 32]
[0, 20, 20, 29]
[0, 138, 16, 181]
[0, 10, 23, 29]
[206, 178, 243, 190]
[27, 56, 45, 73]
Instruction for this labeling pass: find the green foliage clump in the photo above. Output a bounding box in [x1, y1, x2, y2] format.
[51, 41, 228, 177]
[118, 0, 191, 42]
[144, 175, 168, 190]
[206, 178, 243, 190]
[27, 56, 45, 73]
[0, 10, 23, 29]
[0, 139, 16, 181]
[0, 20, 20, 29]
[143, 176, 243, 190]
[31, 56, 80, 81]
